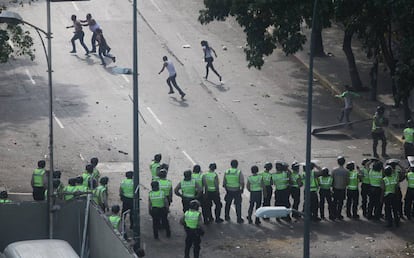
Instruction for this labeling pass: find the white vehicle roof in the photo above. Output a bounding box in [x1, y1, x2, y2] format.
[3, 239, 79, 258]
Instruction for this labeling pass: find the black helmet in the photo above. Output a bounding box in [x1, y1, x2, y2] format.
[408, 119, 414, 128]
[159, 169, 167, 178]
[361, 158, 370, 166]
[111, 205, 120, 214]
[189, 200, 200, 210]
[183, 170, 192, 179]
[337, 156, 346, 166]
[154, 154, 162, 162]
[53, 170, 62, 179]
[100, 176, 109, 185]
[86, 164, 94, 173]
[209, 163, 217, 170]
[91, 157, 99, 166]
[275, 161, 284, 170]
[126, 171, 134, 178]
[160, 163, 169, 171]
[384, 165, 393, 176]
[264, 162, 273, 170]
[372, 161, 383, 171]
[38, 160, 46, 168]
[321, 167, 329, 176]
[0, 190, 8, 199]
[291, 161, 300, 170]
[151, 181, 159, 190]
[68, 178, 77, 186]
[376, 106, 385, 114]
[346, 161, 355, 170]
[193, 165, 201, 174]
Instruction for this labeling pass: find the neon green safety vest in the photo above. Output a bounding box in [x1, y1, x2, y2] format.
[318, 176, 332, 190]
[260, 171, 272, 186]
[121, 178, 134, 198]
[372, 115, 385, 132]
[82, 172, 92, 188]
[225, 168, 241, 188]
[290, 172, 301, 188]
[150, 161, 160, 180]
[33, 168, 45, 187]
[109, 215, 121, 229]
[93, 185, 106, 204]
[204, 171, 218, 192]
[272, 172, 289, 190]
[248, 174, 262, 192]
[369, 170, 382, 187]
[348, 170, 359, 190]
[64, 185, 77, 200]
[92, 168, 100, 180]
[361, 168, 370, 184]
[0, 199, 12, 203]
[407, 172, 414, 189]
[159, 179, 172, 197]
[149, 190, 165, 208]
[383, 176, 397, 196]
[181, 179, 196, 198]
[404, 128, 414, 143]
[192, 173, 203, 187]
[184, 210, 200, 229]
[304, 171, 318, 192]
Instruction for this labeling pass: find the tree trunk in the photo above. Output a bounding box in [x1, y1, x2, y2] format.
[313, 27, 325, 57]
[342, 28, 363, 91]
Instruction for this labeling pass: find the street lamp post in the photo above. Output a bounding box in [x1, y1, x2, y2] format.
[0, 8, 55, 239]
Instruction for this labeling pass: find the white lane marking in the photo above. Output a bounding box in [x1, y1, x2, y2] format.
[71, 1, 79, 11]
[79, 153, 85, 161]
[146, 107, 162, 125]
[53, 112, 64, 128]
[182, 150, 196, 165]
[150, 0, 162, 12]
[122, 74, 130, 83]
[8, 192, 32, 196]
[8, 40, 14, 49]
[25, 69, 36, 85]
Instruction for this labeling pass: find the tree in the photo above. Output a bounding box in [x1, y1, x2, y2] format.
[0, 6, 35, 63]
[198, 0, 333, 69]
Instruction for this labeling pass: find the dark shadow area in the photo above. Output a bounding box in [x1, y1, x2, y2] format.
[204, 79, 229, 92]
[312, 133, 352, 140]
[169, 96, 189, 107]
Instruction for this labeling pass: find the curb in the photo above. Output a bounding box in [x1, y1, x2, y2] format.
[292, 54, 404, 145]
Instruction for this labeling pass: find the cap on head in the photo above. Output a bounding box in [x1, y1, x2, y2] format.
[38, 160, 46, 168]
[193, 164, 201, 174]
[154, 154, 162, 162]
[346, 161, 355, 170]
[337, 156, 346, 166]
[230, 159, 238, 168]
[209, 163, 217, 170]
[126, 171, 133, 178]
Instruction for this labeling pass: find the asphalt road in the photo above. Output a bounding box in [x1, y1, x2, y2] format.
[0, 0, 411, 257]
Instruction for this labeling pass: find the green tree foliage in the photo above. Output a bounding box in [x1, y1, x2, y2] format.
[199, 0, 308, 69]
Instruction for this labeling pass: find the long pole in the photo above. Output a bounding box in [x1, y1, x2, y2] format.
[132, 0, 141, 249]
[46, 0, 54, 239]
[304, 0, 318, 257]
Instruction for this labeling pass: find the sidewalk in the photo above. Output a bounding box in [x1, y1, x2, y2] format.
[293, 24, 404, 147]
